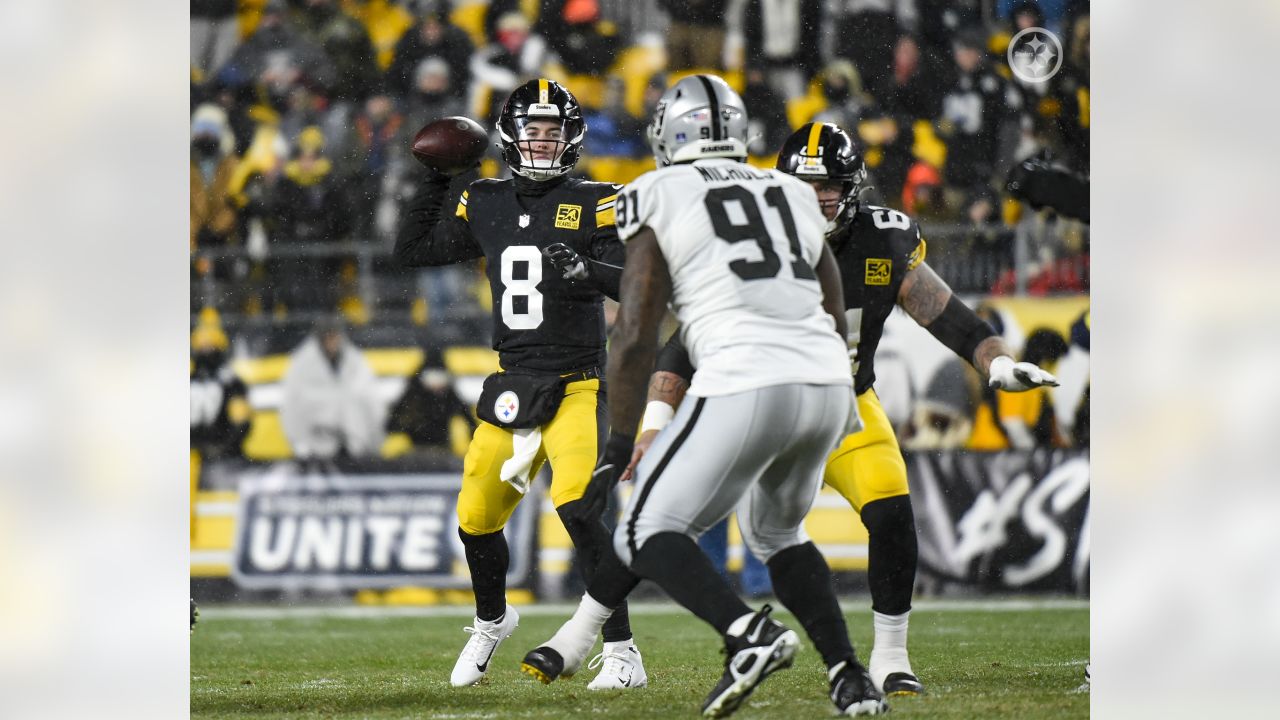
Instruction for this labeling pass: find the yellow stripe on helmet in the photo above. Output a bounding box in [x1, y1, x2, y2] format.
[806, 122, 825, 158]
[539, 78, 549, 105]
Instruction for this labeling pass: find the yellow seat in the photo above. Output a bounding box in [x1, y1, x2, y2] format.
[449, 0, 489, 49]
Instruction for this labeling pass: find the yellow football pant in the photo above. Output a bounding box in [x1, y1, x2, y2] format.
[457, 378, 603, 536]
[823, 389, 909, 512]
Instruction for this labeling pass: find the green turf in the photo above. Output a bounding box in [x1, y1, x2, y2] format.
[191, 602, 1088, 719]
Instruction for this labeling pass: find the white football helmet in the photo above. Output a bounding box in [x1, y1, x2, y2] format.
[647, 74, 749, 167]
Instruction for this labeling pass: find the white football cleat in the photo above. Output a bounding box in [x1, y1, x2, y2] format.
[450, 604, 519, 687]
[586, 641, 648, 689]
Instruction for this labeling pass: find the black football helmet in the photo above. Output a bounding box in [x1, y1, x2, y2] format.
[776, 122, 866, 237]
[496, 78, 586, 180]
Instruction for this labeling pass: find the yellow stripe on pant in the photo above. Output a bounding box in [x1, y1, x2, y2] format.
[822, 389, 909, 512]
[457, 377, 602, 535]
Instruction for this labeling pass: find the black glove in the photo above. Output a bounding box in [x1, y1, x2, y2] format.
[566, 431, 634, 522]
[543, 242, 589, 280]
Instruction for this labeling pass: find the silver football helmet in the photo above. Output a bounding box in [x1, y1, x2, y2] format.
[647, 74, 749, 167]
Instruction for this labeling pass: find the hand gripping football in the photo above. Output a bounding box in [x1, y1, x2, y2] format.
[411, 116, 489, 174]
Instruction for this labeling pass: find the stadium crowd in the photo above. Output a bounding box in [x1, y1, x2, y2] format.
[189, 0, 1091, 463]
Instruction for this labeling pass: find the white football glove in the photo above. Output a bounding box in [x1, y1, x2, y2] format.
[988, 355, 1059, 392]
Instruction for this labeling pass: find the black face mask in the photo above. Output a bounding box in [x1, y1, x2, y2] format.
[825, 83, 850, 103]
[193, 137, 220, 158]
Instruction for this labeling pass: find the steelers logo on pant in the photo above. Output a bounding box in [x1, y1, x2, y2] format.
[495, 391, 520, 424]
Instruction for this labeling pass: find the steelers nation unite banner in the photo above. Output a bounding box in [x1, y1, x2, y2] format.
[230, 466, 538, 590]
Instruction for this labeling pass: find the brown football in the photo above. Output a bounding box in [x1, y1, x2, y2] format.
[411, 116, 489, 173]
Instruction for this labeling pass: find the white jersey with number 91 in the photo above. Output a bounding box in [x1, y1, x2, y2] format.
[615, 158, 852, 397]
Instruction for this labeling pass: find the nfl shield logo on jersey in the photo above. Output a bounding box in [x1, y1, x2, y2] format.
[495, 391, 520, 423]
[518, 214, 531, 228]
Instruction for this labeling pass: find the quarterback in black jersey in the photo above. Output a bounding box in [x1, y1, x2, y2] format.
[395, 78, 644, 690]
[628, 122, 1059, 698]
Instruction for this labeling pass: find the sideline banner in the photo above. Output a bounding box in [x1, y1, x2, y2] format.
[230, 465, 537, 590]
[909, 449, 1089, 593]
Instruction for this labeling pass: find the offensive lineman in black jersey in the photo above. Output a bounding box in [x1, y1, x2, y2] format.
[395, 78, 645, 689]
[625, 122, 1059, 697]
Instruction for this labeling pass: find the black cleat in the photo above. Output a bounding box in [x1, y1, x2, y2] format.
[521, 646, 566, 684]
[830, 659, 889, 716]
[701, 605, 800, 718]
[882, 671, 925, 696]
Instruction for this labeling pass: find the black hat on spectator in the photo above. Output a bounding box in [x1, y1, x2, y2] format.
[954, 27, 987, 51]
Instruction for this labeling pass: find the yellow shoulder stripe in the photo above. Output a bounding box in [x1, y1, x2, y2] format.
[596, 206, 615, 227]
[906, 238, 927, 270]
[596, 193, 618, 209]
[456, 189, 469, 221]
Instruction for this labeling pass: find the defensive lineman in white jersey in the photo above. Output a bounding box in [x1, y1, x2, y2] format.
[521, 75, 888, 717]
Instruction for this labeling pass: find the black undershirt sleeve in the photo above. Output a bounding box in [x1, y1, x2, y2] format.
[654, 330, 695, 383]
[393, 171, 483, 267]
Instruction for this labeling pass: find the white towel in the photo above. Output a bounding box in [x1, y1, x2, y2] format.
[499, 426, 542, 493]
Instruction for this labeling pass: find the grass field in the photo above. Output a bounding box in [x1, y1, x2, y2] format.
[191, 599, 1089, 719]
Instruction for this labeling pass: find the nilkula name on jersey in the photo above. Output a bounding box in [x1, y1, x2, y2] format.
[695, 164, 772, 183]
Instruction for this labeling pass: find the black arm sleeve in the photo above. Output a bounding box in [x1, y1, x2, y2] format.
[1007, 162, 1090, 222]
[584, 226, 626, 300]
[923, 295, 998, 367]
[393, 171, 484, 267]
[654, 330, 695, 384]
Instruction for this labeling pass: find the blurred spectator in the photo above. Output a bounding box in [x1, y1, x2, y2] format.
[342, 0, 417, 70]
[872, 33, 947, 121]
[658, 0, 726, 70]
[214, 0, 337, 100]
[856, 108, 916, 208]
[277, 127, 352, 245]
[742, 0, 822, 101]
[387, 6, 474, 107]
[582, 75, 647, 157]
[289, 0, 381, 105]
[281, 319, 387, 460]
[404, 56, 468, 123]
[742, 68, 790, 156]
[937, 28, 1024, 192]
[190, 309, 251, 462]
[339, 94, 407, 237]
[812, 60, 875, 134]
[831, 0, 913, 94]
[915, 0, 983, 55]
[470, 12, 551, 124]
[535, 0, 620, 76]
[385, 349, 475, 456]
[191, 0, 239, 79]
[243, 126, 352, 311]
[190, 104, 240, 255]
[900, 160, 944, 217]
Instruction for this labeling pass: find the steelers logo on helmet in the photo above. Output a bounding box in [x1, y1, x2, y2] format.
[497, 78, 586, 180]
[777, 122, 867, 237]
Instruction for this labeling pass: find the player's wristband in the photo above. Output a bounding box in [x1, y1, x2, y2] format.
[640, 401, 675, 433]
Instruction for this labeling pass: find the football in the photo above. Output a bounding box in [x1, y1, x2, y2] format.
[411, 116, 489, 174]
